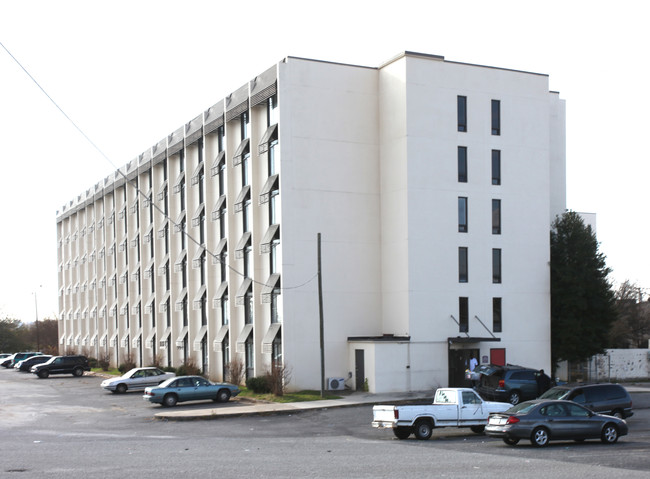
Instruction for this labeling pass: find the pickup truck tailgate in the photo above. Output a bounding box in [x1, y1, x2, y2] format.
[372, 405, 397, 428]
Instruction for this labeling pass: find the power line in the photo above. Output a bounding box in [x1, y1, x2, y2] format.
[0, 39, 316, 294]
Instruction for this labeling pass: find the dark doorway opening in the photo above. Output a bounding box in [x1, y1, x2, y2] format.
[355, 349, 365, 390]
[448, 348, 480, 387]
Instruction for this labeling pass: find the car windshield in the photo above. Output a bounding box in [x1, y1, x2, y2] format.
[539, 387, 569, 400]
[506, 401, 538, 414]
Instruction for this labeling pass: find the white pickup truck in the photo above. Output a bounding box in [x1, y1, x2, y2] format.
[372, 387, 511, 440]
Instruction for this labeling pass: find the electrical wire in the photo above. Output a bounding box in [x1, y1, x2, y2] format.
[0, 39, 317, 295]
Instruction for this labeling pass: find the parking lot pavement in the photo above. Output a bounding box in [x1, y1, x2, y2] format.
[153, 383, 650, 421]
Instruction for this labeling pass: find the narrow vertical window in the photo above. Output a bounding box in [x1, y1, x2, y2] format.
[491, 100, 501, 135]
[457, 96, 467, 132]
[493, 297, 502, 333]
[492, 150, 501, 185]
[457, 146, 467, 183]
[458, 197, 468, 232]
[459, 297, 469, 333]
[492, 248, 502, 283]
[458, 247, 468, 283]
[492, 199, 501, 235]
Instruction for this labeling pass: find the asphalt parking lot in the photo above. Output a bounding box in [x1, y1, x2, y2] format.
[2, 368, 650, 478]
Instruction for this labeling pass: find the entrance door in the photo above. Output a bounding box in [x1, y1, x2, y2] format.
[355, 349, 365, 390]
[448, 348, 480, 387]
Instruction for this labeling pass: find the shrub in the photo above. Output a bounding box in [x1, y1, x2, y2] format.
[246, 376, 271, 394]
[176, 357, 202, 377]
[97, 352, 110, 371]
[88, 357, 98, 368]
[227, 358, 245, 385]
[268, 362, 292, 397]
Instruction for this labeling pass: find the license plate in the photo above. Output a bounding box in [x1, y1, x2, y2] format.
[489, 417, 506, 425]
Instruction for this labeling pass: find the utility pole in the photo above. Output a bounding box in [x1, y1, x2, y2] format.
[318, 233, 325, 398]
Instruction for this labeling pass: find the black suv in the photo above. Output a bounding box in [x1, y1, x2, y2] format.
[539, 383, 633, 418]
[476, 364, 540, 405]
[31, 355, 90, 378]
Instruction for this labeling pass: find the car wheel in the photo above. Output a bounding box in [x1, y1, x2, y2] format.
[508, 391, 521, 405]
[531, 427, 550, 447]
[601, 423, 619, 444]
[38, 370, 49, 379]
[470, 425, 485, 434]
[72, 367, 84, 377]
[393, 427, 412, 440]
[216, 389, 231, 403]
[413, 419, 433, 440]
[163, 394, 178, 407]
[116, 383, 127, 394]
[503, 437, 520, 446]
[611, 409, 624, 419]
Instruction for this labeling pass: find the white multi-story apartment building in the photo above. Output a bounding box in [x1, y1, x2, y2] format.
[56, 52, 566, 393]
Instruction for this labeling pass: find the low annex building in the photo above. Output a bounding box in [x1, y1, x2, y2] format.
[56, 52, 566, 393]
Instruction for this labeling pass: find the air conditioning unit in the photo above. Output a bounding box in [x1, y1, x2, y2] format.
[327, 377, 345, 391]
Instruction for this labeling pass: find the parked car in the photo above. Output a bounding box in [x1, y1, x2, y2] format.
[14, 355, 52, 372]
[539, 383, 633, 419]
[101, 367, 176, 393]
[143, 376, 240, 407]
[31, 355, 90, 378]
[476, 364, 540, 404]
[3, 351, 42, 368]
[0, 353, 10, 360]
[1, 354, 17, 368]
[372, 387, 511, 440]
[485, 399, 628, 447]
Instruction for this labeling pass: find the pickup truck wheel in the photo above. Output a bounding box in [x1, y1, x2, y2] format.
[508, 391, 521, 405]
[393, 427, 412, 440]
[503, 437, 520, 446]
[413, 419, 433, 440]
[470, 425, 485, 434]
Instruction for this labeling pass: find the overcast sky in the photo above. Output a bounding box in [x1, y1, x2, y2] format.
[1, 0, 649, 323]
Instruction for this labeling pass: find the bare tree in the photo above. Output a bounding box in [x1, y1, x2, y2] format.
[609, 281, 650, 348]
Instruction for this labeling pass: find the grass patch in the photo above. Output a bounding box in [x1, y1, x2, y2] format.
[92, 367, 120, 376]
[238, 388, 342, 403]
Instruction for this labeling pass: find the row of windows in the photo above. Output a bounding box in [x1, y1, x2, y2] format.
[457, 96, 500, 135]
[458, 296, 502, 333]
[458, 247, 502, 283]
[458, 147, 501, 185]
[458, 198, 501, 234]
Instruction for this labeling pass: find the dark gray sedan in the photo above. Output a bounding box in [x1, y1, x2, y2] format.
[485, 399, 628, 447]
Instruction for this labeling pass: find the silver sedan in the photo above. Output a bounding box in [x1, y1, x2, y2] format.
[485, 399, 628, 447]
[101, 367, 175, 394]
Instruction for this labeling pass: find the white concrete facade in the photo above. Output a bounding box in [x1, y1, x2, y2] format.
[56, 52, 565, 393]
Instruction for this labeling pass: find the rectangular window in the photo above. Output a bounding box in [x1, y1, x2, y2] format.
[458, 197, 468, 232]
[458, 247, 468, 283]
[458, 146, 467, 183]
[457, 96, 467, 132]
[493, 297, 502, 333]
[492, 199, 501, 235]
[492, 150, 501, 185]
[459, 297, 469, 333]
[491, 100, 501, 135]
[492, 248, 502, 283]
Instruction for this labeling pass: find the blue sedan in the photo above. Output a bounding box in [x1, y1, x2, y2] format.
[143, 375, 240, 407]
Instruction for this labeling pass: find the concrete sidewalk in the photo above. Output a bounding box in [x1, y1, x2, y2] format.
[154, 390, 430, 421]
[153, 383, 650, 421]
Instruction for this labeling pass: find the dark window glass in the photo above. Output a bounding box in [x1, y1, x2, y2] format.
[459, 297, 469, 333]
[493, 297, 502, 332]
[458, 146, 467, 182]
[492, 150, 501, 185]
[458, 197, 468, 232]
[457, 96, 467, 132]
[458, 247, 468, 283]
[492, 248, 502, 283]
[492, 199, 501, 234]
[491, 100, 500, 135]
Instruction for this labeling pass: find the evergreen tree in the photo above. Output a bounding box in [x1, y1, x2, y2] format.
[550, 211, 617, 369]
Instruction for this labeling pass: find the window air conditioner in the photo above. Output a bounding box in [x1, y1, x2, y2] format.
[327, 377, 345, 391]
